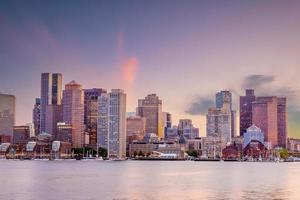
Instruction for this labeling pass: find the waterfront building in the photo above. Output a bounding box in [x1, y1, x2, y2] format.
[240, 89, 256, 136]
[0, 93, 15, 141]
[287, 138, 300, 152]
[84, 88, 107, 145]
[40, 73, 62, 134]
[243, 140, 269, 160]
[0, 135, 11, 143]
[129, 142, 185, 159]
[243, 125, 264, 148]
[13, 125, 31, 145]
[126, 116, 146, 144]
[143, 133, 159, 143]
[51, 141, 72, 159]
[201, 136, 226, 158]
[56, 122, 73, 143]
[136, 94, 164, 139]
[32, 98, 41, 135]
[185, 138, 202, 152]
[62, 81, 84, 148]
[222, 144, 239, 160]
[252, 97, 278, 147]
[98, 89, 126, 158]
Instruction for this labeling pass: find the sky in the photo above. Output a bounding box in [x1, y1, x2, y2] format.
[1, 0, 300, 137]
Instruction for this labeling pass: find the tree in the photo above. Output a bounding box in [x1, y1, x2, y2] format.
[186, 150, 198, 158]
[133, 151, 138, 157]
[98, 147, 108, 158]
[138, 150, 145, 157]
[279, 149, 289, 160]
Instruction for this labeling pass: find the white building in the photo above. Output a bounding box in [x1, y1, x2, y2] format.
[98, 89, 126, 158]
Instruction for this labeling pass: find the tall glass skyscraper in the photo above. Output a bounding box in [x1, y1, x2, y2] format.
[240, 89, 256, 136]
[40, 73, 62, 134]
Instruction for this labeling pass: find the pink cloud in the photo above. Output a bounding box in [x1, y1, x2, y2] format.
[121, 57, 138, 85]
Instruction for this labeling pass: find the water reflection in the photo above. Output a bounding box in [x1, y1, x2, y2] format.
[0, 160, 299, 200]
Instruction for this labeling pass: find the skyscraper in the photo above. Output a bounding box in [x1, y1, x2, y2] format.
[45, 104, 62, 137]
[216, 90, 232, 110]
[98, 93, 109, 149]
[252, 96, 278, 147]
[98, 89, 126, 158]
[40, 73, 62, 134]
[162, 112, 172, 137]
[206, 107, 232, 144]
[84, 88, 107, 145]
[240, 89, 256, 136]
[178, 119, 199, 140]
[136, 94, 163, 138]
[62, 81, 84, 148]
[216, 90, 236, 137]
[0, 93, 15, 141]
[277, 97, 287, 148]
[32, 98, 41, 135]
[206, 92, 232, 143]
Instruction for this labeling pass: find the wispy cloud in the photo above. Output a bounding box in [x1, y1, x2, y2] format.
[185, 97, 214, 115]
[242, 74, 274, 89]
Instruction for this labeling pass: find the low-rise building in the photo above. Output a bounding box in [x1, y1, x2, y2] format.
[129, 142, 185, 159]
[13, 125, 31, 145]
[201, 136, 226, 158]
[287, 138, 300, 152]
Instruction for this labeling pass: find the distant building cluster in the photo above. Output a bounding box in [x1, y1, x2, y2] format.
[0, 72, 295, 160]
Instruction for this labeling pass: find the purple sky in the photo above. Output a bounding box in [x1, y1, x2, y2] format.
[1, 0, 300, 137]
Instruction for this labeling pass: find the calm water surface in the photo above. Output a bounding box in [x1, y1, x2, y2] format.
[0, 160, 299, 200]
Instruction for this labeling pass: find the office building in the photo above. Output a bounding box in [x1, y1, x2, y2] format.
[98, 89, 126, 158]
[40, 73, 62, 133]
[240, 89, 256, 136]
[277, 97, 287, 148]
[216, 90, 237, 137]
[45, 104, 62, 137]
[178, 119, 199, 140]
[56, 122, 73, 143]
[84, 88, 107, 145]
[32, 98, 41, 135]
[207, 92, 232, 143]
[162, 112, 172, 137]
[0, 93, 15, 140]
[252, 97, 278, 147]
[62, 81, 84, 148]
[137, 94, 163, 138]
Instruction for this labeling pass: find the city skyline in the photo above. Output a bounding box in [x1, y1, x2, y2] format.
[1, 1, 300, 137]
